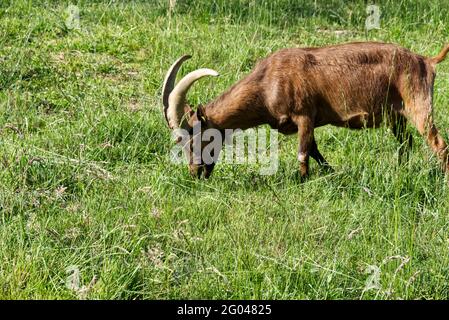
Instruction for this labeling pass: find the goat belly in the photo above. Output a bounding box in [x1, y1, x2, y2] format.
[328, 111, 384, 129]
[269, 117, 298, 134]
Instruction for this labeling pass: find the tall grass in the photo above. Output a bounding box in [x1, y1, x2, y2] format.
[0, 0, 449, 299]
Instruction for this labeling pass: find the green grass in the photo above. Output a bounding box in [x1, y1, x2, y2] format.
[1, 0, 449, 299]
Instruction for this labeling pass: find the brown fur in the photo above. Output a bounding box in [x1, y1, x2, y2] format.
[189, 42, 449, 179]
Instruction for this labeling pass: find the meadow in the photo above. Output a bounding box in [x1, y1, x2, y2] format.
[1, 0, 449, 299]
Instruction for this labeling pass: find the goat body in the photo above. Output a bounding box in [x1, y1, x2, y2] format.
[163, 42, 449, 179]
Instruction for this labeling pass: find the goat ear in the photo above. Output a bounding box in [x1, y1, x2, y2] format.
[196, 105, 207, 124]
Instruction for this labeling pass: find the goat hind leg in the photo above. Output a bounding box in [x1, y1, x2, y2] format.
[405, 109, 449, 173]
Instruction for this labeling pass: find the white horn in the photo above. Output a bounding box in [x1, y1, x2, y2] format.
[161, 55, 192, 126]
[167, 68, 219, 130]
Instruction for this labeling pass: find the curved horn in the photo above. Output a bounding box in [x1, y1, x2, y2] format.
[162, 55, 192, 125]
[167, 68, 219, 130]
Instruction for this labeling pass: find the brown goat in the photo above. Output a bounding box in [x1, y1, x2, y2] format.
[162, 42, 449, 179]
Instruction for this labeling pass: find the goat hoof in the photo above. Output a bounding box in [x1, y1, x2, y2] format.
[294, 171, 309, 182]
[321, 164, 334, 173]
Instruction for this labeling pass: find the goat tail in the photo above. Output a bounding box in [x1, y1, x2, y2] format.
[431, 44, 449, 64]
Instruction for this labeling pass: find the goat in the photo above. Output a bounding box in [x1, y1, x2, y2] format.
[162, 42, 449, 179]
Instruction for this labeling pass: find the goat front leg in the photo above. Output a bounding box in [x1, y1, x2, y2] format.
[295, 115, 315, 179]
[310, 137, 332, 171]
